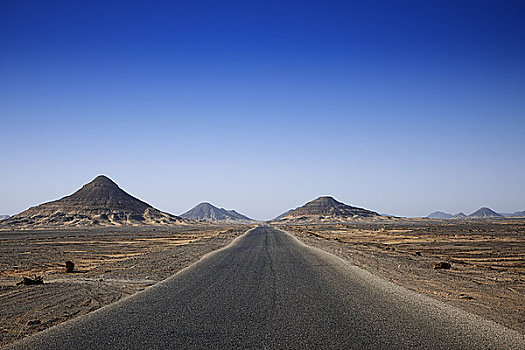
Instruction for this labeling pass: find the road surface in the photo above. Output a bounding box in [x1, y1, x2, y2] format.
[5, 226, 525, 349]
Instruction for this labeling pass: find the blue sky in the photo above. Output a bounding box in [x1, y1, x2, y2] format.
[1, 0, 524, 219]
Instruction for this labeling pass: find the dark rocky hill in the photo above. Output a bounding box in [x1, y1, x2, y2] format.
[450, 212, 467, 219]
[427, 211, 453, 219]
[467, 207, 503, 219]
[271, 209, 294, 221]
[2, 175, 189, 227]
[273, 196, 381, 223]
[181, 202, 255, 223]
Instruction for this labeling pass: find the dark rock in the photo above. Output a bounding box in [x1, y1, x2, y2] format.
[17, 276, 44, 286]
[65, 261, 75, 273]
[433, 262, 451, 269]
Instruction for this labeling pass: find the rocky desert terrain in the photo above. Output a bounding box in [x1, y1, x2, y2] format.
[278, 219, 525, 333]
[0, 224, 250, 346]
[1, 219, 524, 347]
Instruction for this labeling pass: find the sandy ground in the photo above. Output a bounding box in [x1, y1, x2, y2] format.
[278, 219, 525, 333]
[0, 225, 250, 347]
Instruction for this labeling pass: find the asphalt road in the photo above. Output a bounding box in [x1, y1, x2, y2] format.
[6, 226, 525, 349]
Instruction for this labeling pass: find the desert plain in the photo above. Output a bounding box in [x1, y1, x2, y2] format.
[0, 219, 524, 347]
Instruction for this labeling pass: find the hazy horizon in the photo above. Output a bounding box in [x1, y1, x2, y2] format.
[1, 173, 523, 221]
[1, 1, 524, 220]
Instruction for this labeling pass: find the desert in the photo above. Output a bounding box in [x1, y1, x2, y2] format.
[2, 218, 524, 346]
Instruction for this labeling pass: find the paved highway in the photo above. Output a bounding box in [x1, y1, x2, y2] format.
[5, 226, 525, 349]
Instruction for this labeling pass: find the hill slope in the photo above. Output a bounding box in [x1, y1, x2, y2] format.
[273, 196, 380, 223]
[2, 175, 189, 227]
[272, 209, 295, 221]
[181, 202, 255, 223]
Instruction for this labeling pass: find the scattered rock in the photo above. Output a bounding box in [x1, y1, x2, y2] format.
[65, 261, 75, 273]
[433, 262, 451, 269]
[16, 276, 44, 286]
[459, 294, 473, 300]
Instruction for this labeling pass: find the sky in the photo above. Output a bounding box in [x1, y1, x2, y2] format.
[1, 0, 524, 220]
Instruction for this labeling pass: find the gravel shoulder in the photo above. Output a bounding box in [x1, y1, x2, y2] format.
[0, 225, 251, 347]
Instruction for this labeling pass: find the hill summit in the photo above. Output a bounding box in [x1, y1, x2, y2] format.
[2, 175, 189, 227]
[273, 196, 380, 223]
[181, 202, 255, 223]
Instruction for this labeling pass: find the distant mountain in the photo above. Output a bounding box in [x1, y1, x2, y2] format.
[467, 207, 503, 219]
[450, 212, 467, 220]
[427, 211, 453, 219]
[500, 211, 525, 217]
[2, 175, 190, 227]
[0, 215, 9, 221]
[272, 209, 294, 221]
[181, 202, 255, 223]
[272, 196, 381, 223]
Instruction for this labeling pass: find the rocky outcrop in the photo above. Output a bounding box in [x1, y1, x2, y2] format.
[273, 196, 381, 223]
[2, 175, 190, 227]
